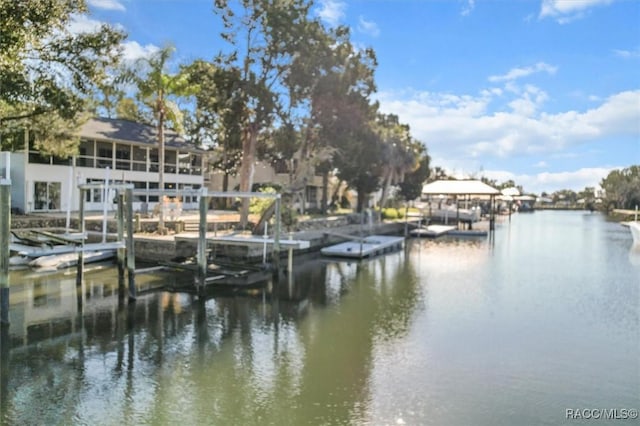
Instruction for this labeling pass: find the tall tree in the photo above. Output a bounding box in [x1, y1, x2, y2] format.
[214, 0, 322, 226]
[298, 32, 378, 213]
[0, 0, 124, 155]
[183, 60, 244, 201]
[398, 147, 431, 203]
[128, 45, 194, 233]
[600, 165, 640, 211]
[376, 114, 418, 208]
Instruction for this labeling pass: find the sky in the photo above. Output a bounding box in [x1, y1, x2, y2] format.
[81, 0, 639, 194]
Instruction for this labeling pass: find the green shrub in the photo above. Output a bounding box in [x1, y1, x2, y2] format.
[249, 187, 277, 216]
[382, 208, 398, 220]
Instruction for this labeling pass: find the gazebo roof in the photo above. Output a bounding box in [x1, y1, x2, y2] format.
[421, 179, 500, 196]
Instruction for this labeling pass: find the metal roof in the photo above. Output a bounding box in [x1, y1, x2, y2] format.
[80, 117, 202, 151]
[422, 179, 500, 195]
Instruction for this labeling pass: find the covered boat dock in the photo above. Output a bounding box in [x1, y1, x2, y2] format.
[420, 179, 500, 232]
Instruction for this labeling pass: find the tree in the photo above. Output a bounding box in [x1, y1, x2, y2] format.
[600, 165, 640, 211]
[376, 114, 418, 208]
[398, 146, 431, 203]
[0, 0, 124, 155]
[128, 45, 194, 233]
[183, 60, 244, 202]
[214, 0, 329, 226]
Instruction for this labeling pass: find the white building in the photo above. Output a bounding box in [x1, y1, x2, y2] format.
[9, 117, 205, 213]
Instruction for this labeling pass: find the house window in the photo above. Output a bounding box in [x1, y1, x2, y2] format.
[306, 186, 318, 205]
[191, 154, 202, 175]
[132, 181, 147, 202]
[33, 181, 61, 211]
[180, 184, 201, 204]
[178, 152, 191, 174]
[28, 152, 51, 165]
[85, 179, 103, 203]
[132, 146, 147, 171]
[273, 159, 289, 174]
[149, 149, 159, 172]
[52, 156, 72, 166]
[77, 139, 95, 168]
[148, 182, 159, 202]
[115, 143, 131, 170]
[96, 141, 113, 169]
[164, 150, 177, 174]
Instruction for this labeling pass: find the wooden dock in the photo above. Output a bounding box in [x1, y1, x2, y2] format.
[206, 235, 310, 250]
[410, 225, 456, 238]
[320, 235, 404, 259]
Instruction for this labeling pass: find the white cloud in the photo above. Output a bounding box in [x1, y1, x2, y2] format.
[88, 0, 126, 11]
[68, 14, 104, 34]
[614, 47, 640, 58]
[357, 16, 380, 37]
[377, 87, 640, 167]
[534, 161, 548, 168]
[539, 0, 614, 23]
[489, 62, 557, 83]
[121, 41, 160, 62]
[461, 0, 476, 16]
[316, 0, 346, 26]
[66, 15, 156, 63]
[483, 167, 615, 193]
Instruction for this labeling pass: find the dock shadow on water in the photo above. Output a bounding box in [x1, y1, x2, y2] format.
[0, 248, 423, 425]
[1, 211, 638, 425]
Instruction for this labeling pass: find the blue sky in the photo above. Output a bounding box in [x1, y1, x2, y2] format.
[81, 0, 640, 194]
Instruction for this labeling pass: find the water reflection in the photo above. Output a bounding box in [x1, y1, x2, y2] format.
[1, 211, 637, 425]
[1, 249, 420, 425]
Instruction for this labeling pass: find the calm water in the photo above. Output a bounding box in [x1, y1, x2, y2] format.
[1, 211, 638, 425]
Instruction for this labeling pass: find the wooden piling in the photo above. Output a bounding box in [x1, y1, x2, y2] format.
[125, 187, 136, 301]
[0, 181, 10, 325]
[117, 192, 125, 286]
[272, 195, 281, 275]
[76, 188, 85, 286]
[197, 189, 208, 291]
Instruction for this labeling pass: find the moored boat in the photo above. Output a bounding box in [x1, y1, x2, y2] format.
[29, 250, 116, 270]
[629, 221, 640, 246]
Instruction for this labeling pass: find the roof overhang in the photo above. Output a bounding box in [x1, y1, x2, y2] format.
[422, 180, 500, 196]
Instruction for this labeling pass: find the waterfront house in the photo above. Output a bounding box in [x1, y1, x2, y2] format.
[206, 157, 326, 212]
[9, 117, 205, 214]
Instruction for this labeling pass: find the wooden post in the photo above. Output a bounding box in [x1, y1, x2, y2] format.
[490, 195, 496, 232]
[76, 187, 85, 287]
[0, 181, 10, 325]
[125, 187, 136, 301]
[197, 189, 208, 291]
[117, 192, 125, 286]
[272, 195, 281, 275]
[1, 320, 8, 413]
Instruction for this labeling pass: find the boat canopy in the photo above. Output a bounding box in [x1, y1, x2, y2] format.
[422, 180, 500, 196]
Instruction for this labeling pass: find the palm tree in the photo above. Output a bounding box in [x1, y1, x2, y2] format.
[132, 45, 193, 233]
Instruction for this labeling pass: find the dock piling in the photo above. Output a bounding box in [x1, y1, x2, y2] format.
[272, 195, 281, 277]
[76, 188, 85, 286]
[0, 178, 10, 325]
[125, 187, 136, 301]
[197, 189, 208, 291]
[117, 192, 125, 286]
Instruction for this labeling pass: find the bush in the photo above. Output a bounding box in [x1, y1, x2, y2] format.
[382, 208, 398, 220]
[249, 187, 277, 216]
